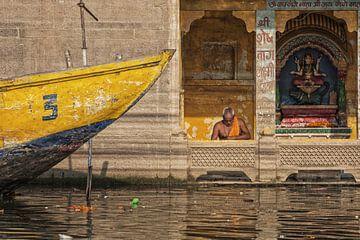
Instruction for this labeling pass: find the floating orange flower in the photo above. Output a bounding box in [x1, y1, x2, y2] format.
[68, 205, 94, 213]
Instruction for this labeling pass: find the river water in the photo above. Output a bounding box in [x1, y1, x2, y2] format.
[0, 185, 360, 239]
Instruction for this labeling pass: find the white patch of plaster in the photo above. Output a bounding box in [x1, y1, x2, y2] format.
[184, 121, 193, 138]
[184, 121, 190, 130]
[204, 117, 221, 139]
[191, 126, 198, 138]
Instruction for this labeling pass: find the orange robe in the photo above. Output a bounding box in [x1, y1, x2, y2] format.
[228, 116, 240, 137]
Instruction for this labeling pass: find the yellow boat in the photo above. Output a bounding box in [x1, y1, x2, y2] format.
[0, 50, 174, 194]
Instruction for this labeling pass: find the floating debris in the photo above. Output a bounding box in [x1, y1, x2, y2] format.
[131, 198, 140, 209]
[119, 206, 125, 213]
[59, 233, 73, 239]
[68, 205, 94, 213]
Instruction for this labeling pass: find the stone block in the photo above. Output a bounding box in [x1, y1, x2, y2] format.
[87, 29, 135, 40]
[0, 28, 19, 38]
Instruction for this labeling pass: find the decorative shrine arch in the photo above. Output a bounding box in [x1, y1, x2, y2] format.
[277, 34, 350, 70]
[276, 12, 352, 136]
[277, 13, 351, 81]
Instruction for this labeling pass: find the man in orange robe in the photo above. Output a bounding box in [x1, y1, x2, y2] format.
[211, 107, 251, 140]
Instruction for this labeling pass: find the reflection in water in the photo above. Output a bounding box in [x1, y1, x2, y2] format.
[0, 186, 359, 239]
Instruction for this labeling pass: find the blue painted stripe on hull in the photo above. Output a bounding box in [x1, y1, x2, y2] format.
[0, 119, 114, 193]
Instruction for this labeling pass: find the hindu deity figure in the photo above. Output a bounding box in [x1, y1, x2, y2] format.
[289, 52, 330, 105]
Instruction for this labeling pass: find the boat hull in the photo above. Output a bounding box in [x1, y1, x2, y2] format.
[0, 50, 174, 194]
[0, 120, 113, 194]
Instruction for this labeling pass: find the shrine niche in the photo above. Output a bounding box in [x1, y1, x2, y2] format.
[276, 12, 352, 138]
[182, 11, 254, 80]
[182, 10, 255, 140]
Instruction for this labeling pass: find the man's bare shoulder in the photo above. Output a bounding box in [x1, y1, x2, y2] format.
[213, 121, 223, 128]
[237, 118, 246, 124]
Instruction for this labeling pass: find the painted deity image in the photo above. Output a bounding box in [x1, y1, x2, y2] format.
[277, 48, 342, 129]
[289, 52, 330, 105]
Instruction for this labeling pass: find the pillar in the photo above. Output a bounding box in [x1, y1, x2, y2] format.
[256, 10, 277, 181]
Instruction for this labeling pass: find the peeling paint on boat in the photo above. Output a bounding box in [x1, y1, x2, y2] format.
[0, 50, 175, 194]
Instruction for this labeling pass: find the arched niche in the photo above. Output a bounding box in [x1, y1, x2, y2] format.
[182, 11, 254, 81]
[181, 10, 255, 140]
[276, 12, 352, 137]
[180, 11, 205, 33]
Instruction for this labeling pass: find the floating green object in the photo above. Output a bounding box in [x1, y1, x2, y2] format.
[131, 198, 140, 209]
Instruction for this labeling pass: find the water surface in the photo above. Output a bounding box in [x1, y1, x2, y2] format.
[0, 186, 359, 239]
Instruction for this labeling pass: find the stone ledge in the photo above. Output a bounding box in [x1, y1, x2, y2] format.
[189, 140, 257, 148]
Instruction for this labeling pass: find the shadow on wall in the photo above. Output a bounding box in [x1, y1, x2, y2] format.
[100, 161, 109, 177]
[286, 170, 355, 182]
[35, 159, 186, 187]
[196, 171, 252, 182]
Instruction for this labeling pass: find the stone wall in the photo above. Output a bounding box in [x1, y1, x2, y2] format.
[2, 0, 360, 183]
[0, 0, 188, 180]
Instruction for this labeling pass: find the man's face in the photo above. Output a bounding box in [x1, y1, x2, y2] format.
[223, 113, 234, 127]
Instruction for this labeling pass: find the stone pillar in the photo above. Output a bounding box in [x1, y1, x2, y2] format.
[255, 10, 276, 138]
[168, 0, 189, 180]
[256, 11, 277, 181]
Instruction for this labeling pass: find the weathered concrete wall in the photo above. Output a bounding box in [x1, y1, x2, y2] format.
[0, 0, 188, 180]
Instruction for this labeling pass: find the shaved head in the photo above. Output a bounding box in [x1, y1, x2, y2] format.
[222, 107, 235, 127]
[222, 107, 234, 118]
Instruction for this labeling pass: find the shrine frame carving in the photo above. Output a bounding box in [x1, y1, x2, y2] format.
[275, 13, 352, 130]
[276, 13, 352, 81]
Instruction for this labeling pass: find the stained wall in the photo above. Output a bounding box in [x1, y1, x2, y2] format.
[182, 10, 255, 140]
[0, 0, 187, 179]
